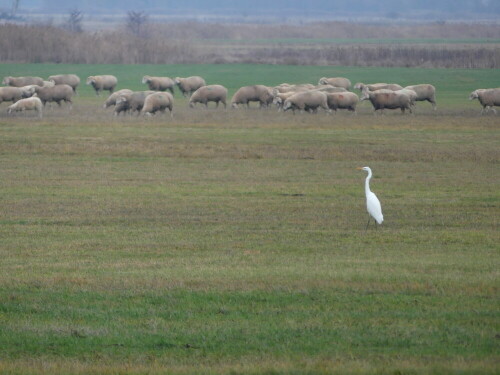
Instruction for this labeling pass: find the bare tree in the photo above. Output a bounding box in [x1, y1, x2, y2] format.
[126, 11, 148, 37]
[64, 9, 83, 33]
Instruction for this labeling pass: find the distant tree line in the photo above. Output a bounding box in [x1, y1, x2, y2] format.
[0, 22, 498, 68]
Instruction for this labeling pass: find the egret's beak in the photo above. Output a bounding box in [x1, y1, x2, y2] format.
[356, 167, 363, 170]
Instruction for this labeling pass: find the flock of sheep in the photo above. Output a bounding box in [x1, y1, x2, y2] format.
[1, 73, 499, 118]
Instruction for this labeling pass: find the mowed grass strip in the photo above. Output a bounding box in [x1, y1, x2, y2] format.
[0, 64, 499, 374]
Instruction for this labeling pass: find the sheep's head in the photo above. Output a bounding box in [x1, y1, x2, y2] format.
[468, 90, 479, 100]
[282, 100, 292, 111]
[353, 83, 364, 90]
[318, 78, 328, 85]
[174, 78, 181, 85]
[2, 77, 11, 85]
[231, 102, 239, 109]
[360, 90, 370, 101]
[86, 76, 95, 85]
[142, 76, 151, 84]
[116, 96, 128, 105]
[273, 97, 283, 106]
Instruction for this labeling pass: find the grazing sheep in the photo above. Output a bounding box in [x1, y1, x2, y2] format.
[48, 74, 81, 93]
[360, 89, 412, 114]
[33, 84, 74, 108]
[189, 85, 227, 109]
[354, 83, 403, 92]
[113, 91, 155, 116]
[404, 84, 437, 110]
[231, 85, 274, 108]
[318, 77, 352, 90]
[469, 88, 500, 114]
[0, 87, 24, 104]
[283, 91, 330, 115]
[103, 89, 134, 109]
[272, 91, 297, 111]
[395, 88, 418, 107]
[142, 76, 175, 94]
[174, 76, 206, 97]
[7, 97, 43, 118]
[141, 92, 174, 117]
[326, 92, 359, 113]
[2, 76, 44, 87]
[86, 75, 118, 96]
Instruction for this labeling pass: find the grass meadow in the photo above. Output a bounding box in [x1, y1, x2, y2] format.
[0, 64, 499, 374]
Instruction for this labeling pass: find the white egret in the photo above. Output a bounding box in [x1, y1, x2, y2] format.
[357, 166, 384, 229]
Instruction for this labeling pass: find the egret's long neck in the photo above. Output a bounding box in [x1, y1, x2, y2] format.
[365, 170, 372, 195]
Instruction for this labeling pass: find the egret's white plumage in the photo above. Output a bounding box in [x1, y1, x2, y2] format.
[357, 166, 383, 227]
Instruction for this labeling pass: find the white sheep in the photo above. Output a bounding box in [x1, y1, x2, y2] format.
[7, 97, 43, 118]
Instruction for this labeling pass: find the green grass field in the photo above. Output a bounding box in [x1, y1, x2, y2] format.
[0, 64, 499, 374]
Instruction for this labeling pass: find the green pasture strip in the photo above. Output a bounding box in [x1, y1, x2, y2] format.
[0, 108, 499, 374]
[204, 38, 500, 45]
[0, 63, 497, 108]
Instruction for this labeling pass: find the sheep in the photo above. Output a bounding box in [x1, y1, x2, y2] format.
[0, 87, 24, 104]
[354, 83, 403, 92]
[318, 77, 351, 90]
[141, 92, 174, 117]
[189, 85, 227, 109]
[326, 92, 359, 113]
[311, 85, 347, 94]
[42, 80, 55, 87]
[272, 91, 297, 111]
[283, 91, 330, 115]
[48, 74, 81, 93]
[360, 89, 412, 114]
[19, 85, 38, 98]
[231, 85, 274, 109]
[103, 89, 134, 109]
[273, 83, 315, 95]
[113, 91, 155, 116]
[86, 75, 118, 96]
[174, 76, 206, 97]
[7, 97, 43, 118]
[469, 88, 500, 114]
[404, 84, 437, 110]
[33, 84, 74, 108]
[142, 76, 175, 94]
[2, 76, 44, 87]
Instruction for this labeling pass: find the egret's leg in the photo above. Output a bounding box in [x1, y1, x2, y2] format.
[366, 216, 371, 230]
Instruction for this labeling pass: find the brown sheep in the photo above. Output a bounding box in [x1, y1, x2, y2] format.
[7, 97, 43, 118]
[283, 91, 330, 115]
[86, 75, 118, 96]
[174, 76, 206, 97]
[231, 85, 273, 109]
[469, 88, 500, 115]
[2, 76, 44, 87]
[103, 89, 134, 109]
[404, 84, 437, 110]
[0, 87, 25, 104]
[141, 92, 174, 117]
[142, 76, 175, 94]
[326, 92, 359, 113]
[189, 85, 227, 109]
[33, 84, 74, 108]
[48, 74, 81, 93]
[360, 89, 412, 114]
[318, 77, 352, 90]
